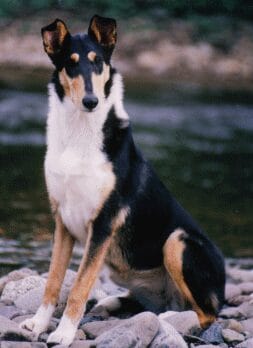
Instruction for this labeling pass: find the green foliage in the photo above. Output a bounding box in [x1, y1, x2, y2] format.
[0, 0, 253, 19]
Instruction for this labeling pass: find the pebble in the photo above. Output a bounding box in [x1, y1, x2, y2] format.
[71, 341, 95, 348]
[220, 318, 244, 333]
[239, 282, 253, 294]
[0, 315, 35, 341]
[1, 276, 46, 303]
[1, 343, 32, 348]
[0, 265, 253, 348]
[95, 312, 159, 348]
[222, 328, 245, 343]
[200, 322, 224, 344]
[235, 337, 253, 348]
[160, 310, 201, 335]
[82, 319, 122, 338]
[0, 305, 23, 319]
[150, 319, 187, 348]
[240, 317, 253, 334]
[0, 268, 37, 295]
[225, 283, 242, 301]
[226, 268, 253, 282]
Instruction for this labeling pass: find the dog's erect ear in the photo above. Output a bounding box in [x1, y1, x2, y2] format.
[88, 15, 117, 59]
[41, 19, 70, 64]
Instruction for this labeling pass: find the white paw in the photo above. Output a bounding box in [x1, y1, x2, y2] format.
[47, 314, 77, 346]
[19, 304, 54, 337]
[47, 328, 76, 346]
[19, 317, 47, 337]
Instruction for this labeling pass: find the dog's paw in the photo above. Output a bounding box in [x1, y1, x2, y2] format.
[19, 317, 46, 337]
[47, 328, 75, 346]
[47, 314, 77, 347]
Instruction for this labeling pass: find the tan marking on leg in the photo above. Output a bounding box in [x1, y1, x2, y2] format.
[163, 229, 216, 328]
[43, 214, 74, 306]
[106, 207, 130, 273]
[111, 207, 129, 234]
[65, 236, 111, 321]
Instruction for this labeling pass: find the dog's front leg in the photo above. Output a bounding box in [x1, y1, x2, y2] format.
[47, 222, 112, 346]
[20, 214, 74, 337]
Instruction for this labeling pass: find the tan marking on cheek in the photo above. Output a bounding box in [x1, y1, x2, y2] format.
[87, 51, 96, 62]
[59, 68, 85, 104]
[70, 53, 80, 63]
[163, 229, 216, 328]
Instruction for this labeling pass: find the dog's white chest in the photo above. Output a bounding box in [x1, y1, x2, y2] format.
[46, 147, 115, 242]
[45, 94, 116, 242]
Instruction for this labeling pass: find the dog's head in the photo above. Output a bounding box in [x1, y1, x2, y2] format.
[41, 15, 116, 112]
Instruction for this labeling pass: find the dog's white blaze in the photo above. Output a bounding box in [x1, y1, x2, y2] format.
[47, 314, 77, 345]
[45, 73, 128, 242]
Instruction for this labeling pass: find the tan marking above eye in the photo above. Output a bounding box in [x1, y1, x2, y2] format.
[87, 51, 97, 62]
[70, 53, 80, 63]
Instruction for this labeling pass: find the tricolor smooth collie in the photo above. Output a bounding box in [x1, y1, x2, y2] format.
[20, 15, 225, 346]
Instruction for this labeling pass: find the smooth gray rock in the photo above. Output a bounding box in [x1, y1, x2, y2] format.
[150, 319, 187, 348]
[82, 319, 122, 338]
[200, 322, 224, 344]
[239, 282, 253, 294]
[30, 344, 48, 348]
[220, 318, 243, 333]
[227, 295, 251, 306]
[95, 312, 159, 348]
[0, 315, 35, 341]
[0, 268, 37, 295]
[1, 342, 32, 348]
[193, 345, 219, 348]
[1, 276, 46, 303]
[225, 284, 242, 301]
[14, 286, 44, 315]
[74, 329, 86, 341]
[161, 310, 200, 335]
[0, 305, 22, 319]
[220, 302, 253, 319]
[12, 314, 34, 324]
[13, 270, 80, 318]
[241, 317, 253, 334]
[71, 341, 95, 348]
[235, 338, 253, 348]
[222, 328, 245, 343]
[97, 331, 141, 348]
[226, 268, 253, 282]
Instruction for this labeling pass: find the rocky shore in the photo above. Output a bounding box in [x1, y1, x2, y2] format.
[0, 261, 252, 347]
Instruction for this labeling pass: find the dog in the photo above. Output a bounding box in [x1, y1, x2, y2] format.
[20, 15, 225, 346]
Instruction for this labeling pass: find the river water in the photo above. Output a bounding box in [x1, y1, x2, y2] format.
[0, 87, 252, 276]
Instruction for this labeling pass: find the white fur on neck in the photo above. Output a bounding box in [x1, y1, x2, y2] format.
[45, 71, 126, 243]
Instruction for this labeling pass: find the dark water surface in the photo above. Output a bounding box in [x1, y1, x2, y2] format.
[0, 88, 252, 276]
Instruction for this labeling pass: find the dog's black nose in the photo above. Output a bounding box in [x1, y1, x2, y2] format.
[82, 95, 98, 111]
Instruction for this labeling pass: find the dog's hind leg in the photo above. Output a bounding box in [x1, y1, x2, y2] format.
[163, 228, 225, 328]
[94, 291, 145, 317]
[20, 214, 74, 336]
